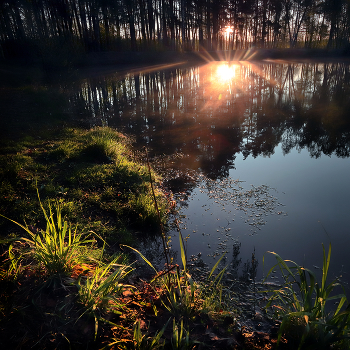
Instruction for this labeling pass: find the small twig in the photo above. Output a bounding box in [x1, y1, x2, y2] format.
[145, 147, 170, 269]
[151, 264, 179, 282]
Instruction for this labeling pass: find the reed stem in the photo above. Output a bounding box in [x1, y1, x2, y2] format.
[145, 148, 170, 268]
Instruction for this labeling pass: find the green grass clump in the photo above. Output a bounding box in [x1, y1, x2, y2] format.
[129, 190, 168, 227]
[1, 193, 97, 279]
[264, 243, 350, 349]
[171, 317, 201, 350]
[77, 256, 133, 340]
[81, 127, 126, 163]
[0, 195, 135, 348]
[124, 230, 227, 321]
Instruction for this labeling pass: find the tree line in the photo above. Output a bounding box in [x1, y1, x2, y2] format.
[1, 0, 350, 60]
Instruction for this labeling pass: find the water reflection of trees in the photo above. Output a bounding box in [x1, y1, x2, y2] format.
[68, 61, 350, 179]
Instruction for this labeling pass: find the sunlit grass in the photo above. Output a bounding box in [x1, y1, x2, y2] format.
[264, 243, 350, 349]
[77, 255, 133, 340]
[1, 193, 96, 278]
[81, 126, 127, 163]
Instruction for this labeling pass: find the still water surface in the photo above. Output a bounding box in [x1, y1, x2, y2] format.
[70, 60, 350, 285]
[9, 59, 350, 285]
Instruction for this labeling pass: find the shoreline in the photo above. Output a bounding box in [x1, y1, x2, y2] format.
[82, 48, 350, 67]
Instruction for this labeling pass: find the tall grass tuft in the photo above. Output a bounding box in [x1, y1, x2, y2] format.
[171, 317, 200, 350]
[0, 191, 96, 278]
[77, 256, 133, 340]
[0, 241, 22, 281]
[124, 231, 226, 320]
[264, 243, 350, 349]
[123, 234, 198, 319]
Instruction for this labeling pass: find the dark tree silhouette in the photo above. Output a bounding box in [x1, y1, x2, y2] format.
[1, 0, 350, 60]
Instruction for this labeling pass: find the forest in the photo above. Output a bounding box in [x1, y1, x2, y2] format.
[1, 0, 350, 61]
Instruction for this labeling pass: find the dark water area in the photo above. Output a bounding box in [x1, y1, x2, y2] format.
[2, 59, 350, 288]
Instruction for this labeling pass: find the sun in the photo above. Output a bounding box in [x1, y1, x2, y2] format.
[224, 26, 234, 36]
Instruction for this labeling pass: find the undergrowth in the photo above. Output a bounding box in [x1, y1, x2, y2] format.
[0, 175, 236, 349]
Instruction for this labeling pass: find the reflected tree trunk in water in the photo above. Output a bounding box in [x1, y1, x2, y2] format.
[64, 62, 350, 177]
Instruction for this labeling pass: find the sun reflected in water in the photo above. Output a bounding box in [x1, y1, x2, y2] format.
[198, 60, 277, 112]
[216, 63, 238, 82]
[203, 60, 277, 96]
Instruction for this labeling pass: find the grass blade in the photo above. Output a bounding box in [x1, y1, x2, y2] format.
[208, 252, 226, 280]
[121, 245, 157, 273]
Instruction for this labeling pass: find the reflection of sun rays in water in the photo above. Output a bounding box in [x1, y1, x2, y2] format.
[216, 63, 237, 82]
[197, 59, 280, 113]
[199, 61, 244, 112]
[240, 60, 279, 86]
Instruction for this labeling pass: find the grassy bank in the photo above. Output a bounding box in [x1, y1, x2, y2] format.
[0, 126, 170, 348]
[0, 127, 244, 349]
[0, 127, 168, 245]
[1, 127, 350, 349]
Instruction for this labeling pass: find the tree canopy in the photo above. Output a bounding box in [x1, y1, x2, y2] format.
[1, 0, 350, 59]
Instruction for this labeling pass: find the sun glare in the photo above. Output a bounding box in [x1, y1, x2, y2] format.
[216, 63, 237, 82]
[224, 26, 234, 35]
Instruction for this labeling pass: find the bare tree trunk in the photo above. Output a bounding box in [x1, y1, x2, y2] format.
[161, 0, 168, 46]
[169, 0, 175, 49]
[181, 0, 185, 50]
[206, 0, 211, 50]
[138, 0, 148, 46]
[125, 0, 137, 50]
[147, 0, 155, 43]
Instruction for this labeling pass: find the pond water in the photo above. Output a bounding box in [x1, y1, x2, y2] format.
[4, 59, 350, 287]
